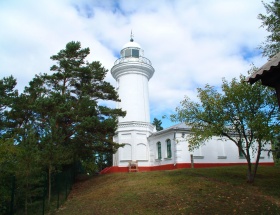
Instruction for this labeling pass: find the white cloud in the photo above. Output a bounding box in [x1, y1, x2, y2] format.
[0, 0, 271, 128]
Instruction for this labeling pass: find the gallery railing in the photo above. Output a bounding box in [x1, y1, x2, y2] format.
[114, 56, 152, 66]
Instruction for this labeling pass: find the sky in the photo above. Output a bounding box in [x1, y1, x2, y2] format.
[0, 0, 271, 128]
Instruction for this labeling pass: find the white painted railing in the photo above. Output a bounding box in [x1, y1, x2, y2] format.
[114, 56, 152, 66]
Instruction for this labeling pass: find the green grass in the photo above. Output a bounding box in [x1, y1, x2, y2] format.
[56, 166, 280, 215]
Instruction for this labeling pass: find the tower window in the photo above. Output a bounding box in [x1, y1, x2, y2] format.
[125, 49, 131, 57]
[132, 49, 139, 57]
[123, 48, 140, 58]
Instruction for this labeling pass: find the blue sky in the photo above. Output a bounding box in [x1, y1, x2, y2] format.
[0, 0, 270, 128]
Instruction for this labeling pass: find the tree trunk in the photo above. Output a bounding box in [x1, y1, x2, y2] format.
[243, 141, 255, 183]
[246, 162, 254, 183]
[246, 142, 262, 183]
[246, 150, 254, 183]
[25, 170, 30, 215]
[253, 143, 262, 181]
[25, 181, 28, 215]
[48, 164, 52, 204]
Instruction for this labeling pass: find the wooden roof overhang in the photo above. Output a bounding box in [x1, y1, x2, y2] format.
[246, 52, 280, 107]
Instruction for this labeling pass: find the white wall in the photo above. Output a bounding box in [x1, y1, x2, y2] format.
[117, 72, 150, 123]
[114, 123, 154, 167]
[149, 129, 274, 166]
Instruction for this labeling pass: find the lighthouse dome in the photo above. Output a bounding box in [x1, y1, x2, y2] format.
[120, 39, 143, 58]
[122, 41, 141, 49]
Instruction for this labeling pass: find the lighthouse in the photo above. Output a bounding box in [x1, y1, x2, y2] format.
[100, 35, 274, 174]
[111, 35, 155, 169]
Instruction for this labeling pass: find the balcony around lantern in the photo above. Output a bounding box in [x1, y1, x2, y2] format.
[114, 56, 152, 66]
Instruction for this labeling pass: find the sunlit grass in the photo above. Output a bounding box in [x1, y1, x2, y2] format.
[56, 166, 280, 215]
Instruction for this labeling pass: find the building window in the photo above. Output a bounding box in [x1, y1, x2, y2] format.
[238, 141, 245, 158]
[157, 142, 162, 159]
[166, 139, 172, 158]
[239, 147, 245, 158]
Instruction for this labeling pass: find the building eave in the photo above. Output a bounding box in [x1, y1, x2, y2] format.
[149, 122, 191, 138]
[246, 52, 280, 88]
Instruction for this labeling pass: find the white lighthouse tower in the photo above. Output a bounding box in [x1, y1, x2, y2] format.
[99, 35, 274, 174]
[111, 34, 155, 170]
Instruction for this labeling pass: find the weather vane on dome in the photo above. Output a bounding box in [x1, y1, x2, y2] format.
[130, 30, 134, 42]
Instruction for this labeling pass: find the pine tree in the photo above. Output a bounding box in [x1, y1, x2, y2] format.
[258, 0, 280, 57]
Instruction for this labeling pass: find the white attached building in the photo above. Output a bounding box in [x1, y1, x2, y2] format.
[103, 37, 274, 173]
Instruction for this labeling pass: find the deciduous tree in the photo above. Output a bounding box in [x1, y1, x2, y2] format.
[171, 72, 279, 183]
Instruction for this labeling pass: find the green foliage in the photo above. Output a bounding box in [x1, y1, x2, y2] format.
[0, 76, 18, 135]
[43, 41, 125, 159]
[0, 139, 18, 214]
[258, 0, 280, 58]
[152, 118, 163, 131]
[15, 130, 44, 214]
[171, 71, 279, 182]
[80, 157, 98, 174]
[0, 75, 17, 110]
[0, 41, 126, 213]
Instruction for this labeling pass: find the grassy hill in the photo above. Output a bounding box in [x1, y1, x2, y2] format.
[56, 166, 280, 215]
